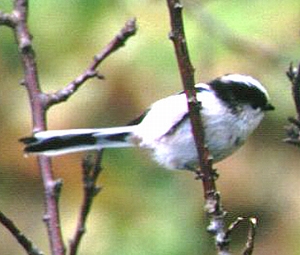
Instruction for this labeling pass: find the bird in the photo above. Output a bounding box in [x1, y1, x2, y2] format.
[20, 74, 274, 171]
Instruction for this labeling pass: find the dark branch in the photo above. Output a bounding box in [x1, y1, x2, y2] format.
[284, 63, 300, 146]
[287, 62, 300, 120]
[45, 18, 137, 108]
[0, 211, 44, 255]
[69, 150, 104, 255]
[166, 0, 229, 254]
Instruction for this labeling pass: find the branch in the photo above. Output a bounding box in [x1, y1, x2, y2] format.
[69, 150, 104, 255]
[10, 1, 66, 254]
[223, 217, 257, 255]
[2, 2, 137, 254]
[45, 18, 137, 108]
[166, 0, 215, 196]
[166, 0, 229, 254]
[2, 0, 136, 254]
[0, 211, 44, 255]
[284, 63, 300, 146]
[243, 218, 257, 255]
[287, 63, 300, 120]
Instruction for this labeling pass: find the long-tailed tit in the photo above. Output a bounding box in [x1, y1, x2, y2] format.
[21, 74, 274, 170]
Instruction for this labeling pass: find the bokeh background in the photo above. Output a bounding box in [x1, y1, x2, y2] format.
[0, 0, 300, 254]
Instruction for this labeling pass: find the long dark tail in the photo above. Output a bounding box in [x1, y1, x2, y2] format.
[20, 126, 136, 156]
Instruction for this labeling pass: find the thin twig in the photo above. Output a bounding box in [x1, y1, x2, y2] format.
[224, 217, 244, 241]
[223, 217, 257, 255]
[166, 0, 229, 254]
[243, 218, 257, 255]
[45, 18, 137, 108]
[69, 150, 104, 255]
[11, 1, 66, 255]
[0, 211, 44, 255]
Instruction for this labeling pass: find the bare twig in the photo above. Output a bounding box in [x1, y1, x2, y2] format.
[224, 217, 257, 255]
[45, 18, 137, 108]
[286, 63, 300, 120]
[243, 218, 257, 255]
[69, 150, 104, 255]
[166, 0, 229, 254]
[224, 217, 244, 240]
[284, 63, 300, 146]
[0, 211, 44, 255]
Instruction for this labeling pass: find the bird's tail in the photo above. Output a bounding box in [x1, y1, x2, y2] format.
[20, 126, 136, 156]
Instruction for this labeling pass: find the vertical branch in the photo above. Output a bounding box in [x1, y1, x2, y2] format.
[285, 63, 300, 146]
[12, 1, 65, 254]
[166, 0, 216, 197]
[166, 0, 229, 254]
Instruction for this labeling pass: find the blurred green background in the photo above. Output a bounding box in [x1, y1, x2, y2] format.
[0, 0, 300, 254]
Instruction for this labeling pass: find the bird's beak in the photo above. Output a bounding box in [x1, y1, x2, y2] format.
[264, 103, 275, 111]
